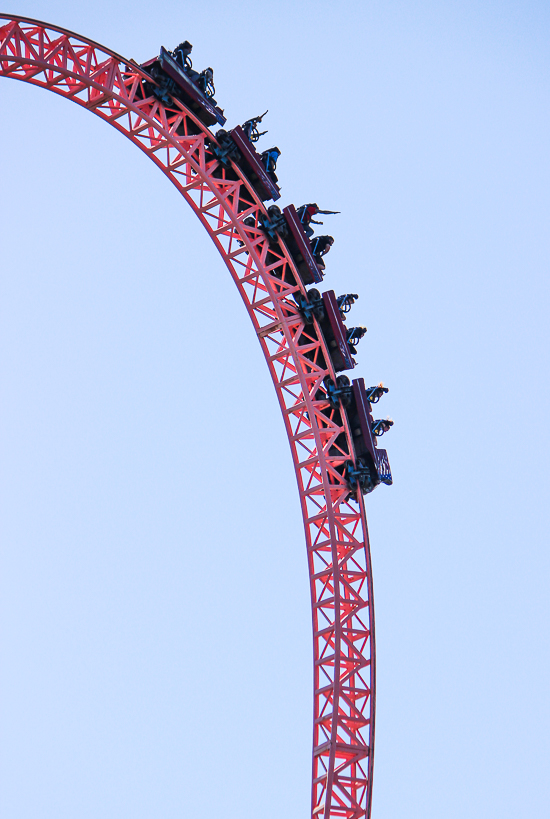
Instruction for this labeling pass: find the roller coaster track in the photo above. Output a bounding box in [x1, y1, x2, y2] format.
[0, 15, 379, 819]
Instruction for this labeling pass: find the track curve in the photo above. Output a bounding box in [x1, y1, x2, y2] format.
[0, 15, 377, 819]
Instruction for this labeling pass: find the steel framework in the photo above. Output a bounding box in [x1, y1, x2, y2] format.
[0, 16, 378, 819]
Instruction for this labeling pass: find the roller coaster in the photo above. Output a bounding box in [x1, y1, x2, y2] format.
[0, 16, 393, 819]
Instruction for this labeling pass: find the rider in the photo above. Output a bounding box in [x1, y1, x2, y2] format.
[364, 384, 389, 404]
[297, 203, 320, 237]
[297, 203, 340, 238]
[171, 40, 193, 71]
[196, 67, 216, 100]
[260, 147, 281, 183]
[171, 41, 215, 100]
[242, 111, 268, 143]
[310, 235, 334, 269]
[346, 325, 367, 355]
[371, 418, 394, 437]
[336, 293, 359, 318]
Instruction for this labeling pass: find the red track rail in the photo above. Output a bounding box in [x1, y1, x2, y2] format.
[0, 16, 377, 818]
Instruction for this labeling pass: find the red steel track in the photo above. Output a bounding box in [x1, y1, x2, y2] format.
[0, 16, 377, 819]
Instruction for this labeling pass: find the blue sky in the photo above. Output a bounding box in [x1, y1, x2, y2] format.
[1, 2, 550, 817]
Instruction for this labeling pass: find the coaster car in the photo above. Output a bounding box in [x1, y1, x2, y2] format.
[345, 377, 393, 494]
[296, 289, 366, 371]
[228, 125, 281, 201]
[246, 204, 334, 285]
[282, 205, 324, 284]
[320, 291, 356, 371]
[208, 124, 281, 202]
[141, 46, 226, 127]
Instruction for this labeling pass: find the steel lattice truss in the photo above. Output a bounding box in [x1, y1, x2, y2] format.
[0, 16, 377, 819]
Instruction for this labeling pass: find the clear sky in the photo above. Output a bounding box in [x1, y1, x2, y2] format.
[1, 2, 549, 817]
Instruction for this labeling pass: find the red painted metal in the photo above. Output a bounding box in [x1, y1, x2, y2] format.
[0, 16, 378, 818]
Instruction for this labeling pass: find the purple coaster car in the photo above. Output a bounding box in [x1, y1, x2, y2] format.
[229, 125, 280, 202]
[282, 205, 323, 285]
[141, 46, 226, 127]
[350, 378, 393, 486]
